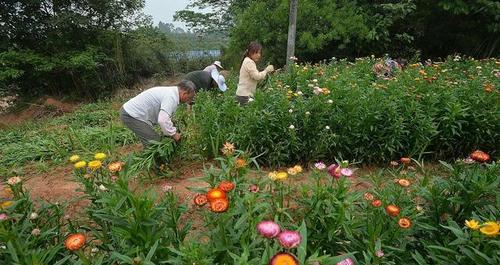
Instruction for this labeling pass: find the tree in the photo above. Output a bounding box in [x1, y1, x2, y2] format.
[174, 0, 254, 33]
[0, 0, 169, 98]
[286, 0, 298, 67]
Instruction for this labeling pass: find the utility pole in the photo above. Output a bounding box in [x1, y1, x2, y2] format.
[286, 0, 298, 68]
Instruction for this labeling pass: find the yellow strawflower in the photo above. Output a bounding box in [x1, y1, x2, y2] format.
[287, 167, 298, 176]
[88, 160, 102, 170]
[465, 219, 480, 230]
[69, 155, 80, 163]
[275, 172, 288, 181]
[0, 201, 13, 209]
[94, 153, 107, 160]
[74, 161, 87, 169]
[479, 222, 499, 237]
[293, 165, 303, 173]
[268, 171, 278, 180]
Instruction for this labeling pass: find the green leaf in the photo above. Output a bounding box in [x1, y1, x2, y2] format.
[298, 220, 308, 264]
[146, 240, 159, 261]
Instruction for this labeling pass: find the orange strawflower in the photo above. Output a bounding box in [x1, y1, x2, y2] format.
[210, 198, 229, 213]
[218, 181, 235, 192]
[385, 204, 401, 217]
[371, 200, 382, 207]
[108, 161, 124, 173]
[64, 233, 86, 251]
[235, 158, 247, 168]
[206, 188, 227, 202]
[398, 217, 412, 229]
[193, 194, 208, 206]
[398, 179, 411, 187]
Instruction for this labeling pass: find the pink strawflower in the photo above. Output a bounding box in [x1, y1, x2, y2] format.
[257, 221, 281, 238]
[277, 230, 301, 249]
[376, 250, 384, 257]
[340, 168, 353, 177]
[248, 184, 260, 193]
[314, 162, 326, 170]
[337, 258, 355, 265]
[0, 213, 8, 221]
[162, 184, 173, 192]
[463, 157, 475, 164]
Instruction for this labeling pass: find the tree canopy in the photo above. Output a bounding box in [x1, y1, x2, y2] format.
[176, 0, 499, 68]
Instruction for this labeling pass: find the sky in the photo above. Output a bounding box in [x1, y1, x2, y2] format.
[143, 0, 191, 29]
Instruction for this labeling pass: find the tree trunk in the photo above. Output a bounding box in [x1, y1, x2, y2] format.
[286, 0, 298, 68]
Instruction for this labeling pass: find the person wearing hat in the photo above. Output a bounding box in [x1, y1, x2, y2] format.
[203, 61, 223, 73]
[183, 70, 227, 92]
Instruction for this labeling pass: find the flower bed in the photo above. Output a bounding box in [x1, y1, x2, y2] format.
[191, 56, 499, 166]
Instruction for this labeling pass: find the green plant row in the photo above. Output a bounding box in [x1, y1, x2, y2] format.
[191, 56, 499, 166]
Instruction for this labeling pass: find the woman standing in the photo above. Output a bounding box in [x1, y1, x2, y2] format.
[235, 41, 274, 105]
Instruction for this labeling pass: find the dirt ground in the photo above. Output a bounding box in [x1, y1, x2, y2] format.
[0, 97, 79, 127]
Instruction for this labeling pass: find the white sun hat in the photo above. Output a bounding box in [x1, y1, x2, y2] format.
[213, 61, 223, 69]
[211, 69, 227, 92]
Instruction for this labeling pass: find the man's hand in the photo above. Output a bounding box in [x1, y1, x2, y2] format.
[172, 133, 181, 142]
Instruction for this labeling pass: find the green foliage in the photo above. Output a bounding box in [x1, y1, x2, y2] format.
[0, 181, 68, 264]
[0, 1, 222, 99]
[180, 0, 499, 68]
[1, 145, 498, 264]
[0, 102, 135, 174]
[128, 139, 178, 177]
[75, 167, 191, 264]
[190, 57, 499, 166]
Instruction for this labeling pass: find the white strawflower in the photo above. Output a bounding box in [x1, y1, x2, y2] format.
[289, 125, 295, 129]
[31, 228, 41, 236]
[297, 91, 303, 96]
[30, 212, 38, 220]
[98, 184, 107, 191]
[305, 111, 311, 115]
[7, 176, 21, 185]
[288, 109, 293, 113]
[325, 126, 330, 130]
[327, 99, 333, 104]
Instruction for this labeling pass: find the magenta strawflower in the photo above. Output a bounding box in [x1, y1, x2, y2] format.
[328, 164, 342, 178]
[277, 230, 301, 249]
[257, 221, 281, 238]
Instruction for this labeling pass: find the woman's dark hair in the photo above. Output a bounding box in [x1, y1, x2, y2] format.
[241, 41, 262, 66]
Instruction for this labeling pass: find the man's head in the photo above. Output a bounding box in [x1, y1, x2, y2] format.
[177, 80, 196, 103]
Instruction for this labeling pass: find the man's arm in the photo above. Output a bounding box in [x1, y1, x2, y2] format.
[158, 110, 180, 141]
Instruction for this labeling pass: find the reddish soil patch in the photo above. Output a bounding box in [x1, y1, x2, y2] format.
[0, 96, 79, 127]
